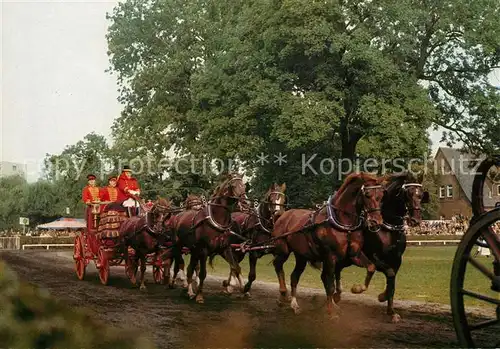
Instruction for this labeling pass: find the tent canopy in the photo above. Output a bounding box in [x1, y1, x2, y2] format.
[36, 217, 86, 230]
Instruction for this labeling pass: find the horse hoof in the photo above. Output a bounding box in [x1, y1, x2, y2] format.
[292, 307, 301, 315]
[378, 293, 387, 302]
[140, 285, 147, 291]
[333, 293, 341, 303]
[328, 313, 340, 322]
[168, 283, 175, 289]
[391, 314, 401, 323]
[276, 298, 287, 307]
[351, 284, 366, 294]
[243, 292, 251, 298]
[222, 280, 229, 287]
[195, 296, 204, 304]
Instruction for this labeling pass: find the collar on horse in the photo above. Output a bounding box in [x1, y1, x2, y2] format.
[326, 194, 364, 232]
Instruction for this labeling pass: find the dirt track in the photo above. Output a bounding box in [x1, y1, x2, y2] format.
[0, 250, 496, 348]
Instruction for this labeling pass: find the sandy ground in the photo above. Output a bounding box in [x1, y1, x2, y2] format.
[1, 250, 497, 348]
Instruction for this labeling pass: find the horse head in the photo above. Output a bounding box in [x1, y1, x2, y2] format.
[149, 197, 172, 229]
[382, 171, 429, 228]
[335, 172, 386, 232]
[265, 182, 287, 222]
[212, 172, 247, 210]
[184, 194, 204, 210]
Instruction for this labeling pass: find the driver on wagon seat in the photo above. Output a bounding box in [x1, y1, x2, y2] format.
[117, 165, 141, 217]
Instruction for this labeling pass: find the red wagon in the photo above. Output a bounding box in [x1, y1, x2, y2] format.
[72, 203, 170, 285]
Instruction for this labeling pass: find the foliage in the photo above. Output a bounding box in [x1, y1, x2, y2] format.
[0, 176, 28, 230]
[0, 261, 155, 349]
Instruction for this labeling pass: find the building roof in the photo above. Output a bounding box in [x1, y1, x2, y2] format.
[436, 147, 498, 207]
[36, 217, 86, 230]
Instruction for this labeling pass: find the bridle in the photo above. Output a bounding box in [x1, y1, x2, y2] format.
[205, 176, 247, 231]
[382, 182, 423, 231]
[254, 189, 287, 234]
[326, 184, 384, 232]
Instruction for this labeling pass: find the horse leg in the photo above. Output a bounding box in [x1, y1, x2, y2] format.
[378, 266, 401, 323]
[273, 251, 290, 305]
[322, 254, 341, 320]
[289, 253, 307, 314]
[186, 252, 199, 299]
[220, 248, 243, 294]
[195, 248, 208, 304]
[177, 257, 189, 288]
[243, 252, 258, 297]
[139, 255, 147, 291]
[333, 263, 343, 303]
[351, 269, 376, 294]
[163, 253, 173, 288]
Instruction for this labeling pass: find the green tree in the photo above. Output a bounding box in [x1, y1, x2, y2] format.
[0, 176, 28, 231]
[43, 132, 113, 217]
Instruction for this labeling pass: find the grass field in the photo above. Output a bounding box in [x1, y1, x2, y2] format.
[205, 246, 497, 308]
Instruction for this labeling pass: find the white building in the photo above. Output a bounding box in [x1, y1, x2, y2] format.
[0, 161, 28, 180]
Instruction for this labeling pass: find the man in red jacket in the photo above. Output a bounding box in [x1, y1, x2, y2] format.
[82, 174, 100, 232]
[117, 165, 141, 216]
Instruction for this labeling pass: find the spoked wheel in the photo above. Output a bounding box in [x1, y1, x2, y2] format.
[98, 248, 110, 285]
[451, 207, 500, 348]
[73, 235, 86, 280]
[153, 265, 164, 284]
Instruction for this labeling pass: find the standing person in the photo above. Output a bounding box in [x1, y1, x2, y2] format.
[117, 165, 141, 216]
[82, 174, 101, 232]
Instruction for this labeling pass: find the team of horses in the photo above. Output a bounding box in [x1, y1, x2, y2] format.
[110, 170, 429, 323]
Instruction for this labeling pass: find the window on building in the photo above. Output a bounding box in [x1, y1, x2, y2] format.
[439, 186, 445, 198]
[447, 185, 453, 198]
[489, 190, 492, 198]
[12, 165, 17, 171]
[497, 184, 500, 196]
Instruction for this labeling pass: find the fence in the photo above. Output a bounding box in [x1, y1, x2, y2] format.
[0, 236, 74, 250]
[0, 237, 21, 250]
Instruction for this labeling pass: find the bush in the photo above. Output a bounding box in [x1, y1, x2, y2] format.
[0, 262, 155, 349]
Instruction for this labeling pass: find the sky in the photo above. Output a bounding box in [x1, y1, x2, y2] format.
[1, 0, 499, 182]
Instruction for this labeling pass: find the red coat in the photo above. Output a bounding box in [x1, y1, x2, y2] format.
[82, 185, 100, 204]
[99, 186, 119, 202]
[117, 173, 141, 202]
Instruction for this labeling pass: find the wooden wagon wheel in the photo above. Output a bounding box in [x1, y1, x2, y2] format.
[98, 248, 110, 285]
[450, 208, 500, 347]
[450, 156, 500, 347]
[73, 234, 86, 280]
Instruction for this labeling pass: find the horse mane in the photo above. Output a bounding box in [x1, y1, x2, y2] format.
[185, 194, 200, 201]
[382, 171, 421, 192]
[336, 172, 378, 195]
[155, 197, 171, 209]
[211, 171, 242, 197]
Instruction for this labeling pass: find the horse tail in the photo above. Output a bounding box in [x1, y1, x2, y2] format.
[308, 261, 322, 270]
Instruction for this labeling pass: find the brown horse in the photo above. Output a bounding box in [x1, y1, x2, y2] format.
[119, 198, 173, 290]
[336, 171, 429, 322]
[220, 183, 287, 295]
[162, 194, 205, 288]
[271, 172, 386, 318]
[171, 172, 247, 303]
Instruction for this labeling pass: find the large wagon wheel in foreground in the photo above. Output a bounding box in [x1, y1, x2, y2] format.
[450, 156, 500, 347]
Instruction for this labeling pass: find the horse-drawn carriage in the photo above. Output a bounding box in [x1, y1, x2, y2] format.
[73, 199, 173, 286]
[450, 155, 500, 348]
